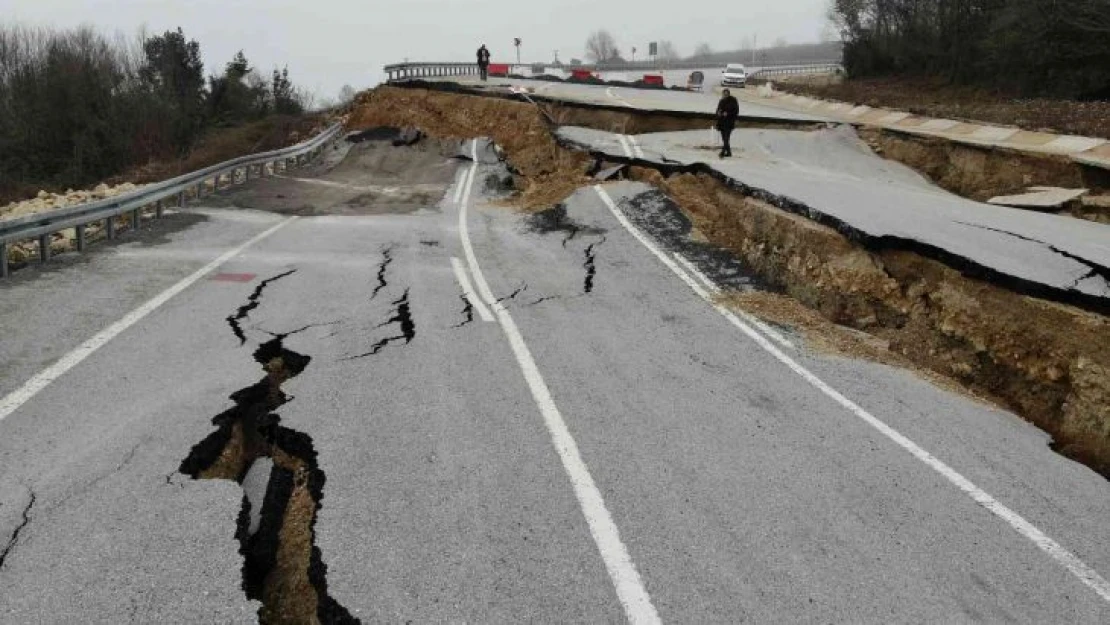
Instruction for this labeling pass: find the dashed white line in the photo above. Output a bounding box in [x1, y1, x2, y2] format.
[459, 142, 662, 625]
[595, 184, 1110, 605]
[450, 257, 494, 322]
[0, 217, 298, 423]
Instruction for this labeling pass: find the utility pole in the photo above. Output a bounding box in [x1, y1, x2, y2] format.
[752, 35, 757, 65]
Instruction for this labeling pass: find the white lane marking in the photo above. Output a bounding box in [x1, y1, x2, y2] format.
[460, 142, 661, 625]
[627, 135, 646, 159]
[0, 217, 297, 423]
[616, 135, 634, 159]
[595, 184, 1110, 604]
[450, 257, 494, 322]
[452, 167, 467, 204]
[672, 252, 795, 351]
[605, 87, 642, 110]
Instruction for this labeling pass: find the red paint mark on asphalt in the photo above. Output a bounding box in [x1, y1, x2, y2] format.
[211, 273, 257, 283]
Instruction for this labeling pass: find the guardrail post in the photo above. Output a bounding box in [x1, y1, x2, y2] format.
[76, 225, 87, 251]
[39, 234, 50, 263]
[106, 216, 116, 240]
[1, 243, 7, 278]
[178, 190, 185, 207]
[132, 208, 141, 231]
[156, 199, 165, 218]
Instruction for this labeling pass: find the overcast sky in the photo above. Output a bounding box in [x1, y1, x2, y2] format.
[2, 0, 831, 102]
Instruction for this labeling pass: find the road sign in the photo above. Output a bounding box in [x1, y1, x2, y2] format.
[649, 42, 658, 56]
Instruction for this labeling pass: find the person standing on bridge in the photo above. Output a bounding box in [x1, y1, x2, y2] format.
[716, 89, 740, 158]
[477, 44, 491, 81]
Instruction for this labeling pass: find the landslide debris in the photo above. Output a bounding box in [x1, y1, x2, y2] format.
[348, 87, 590, 211]
[858, 128, 1110, 222]
[348, 84, 1110, 476]
[628, 169, 1110, 475]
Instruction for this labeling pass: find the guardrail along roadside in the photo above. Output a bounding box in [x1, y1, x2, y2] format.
[0, 123, 344, 278]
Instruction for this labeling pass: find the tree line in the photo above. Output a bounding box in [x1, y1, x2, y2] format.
[0, 24, 315, 201]
[829, 0, 1110, 98]
[582, 30, 841, 67]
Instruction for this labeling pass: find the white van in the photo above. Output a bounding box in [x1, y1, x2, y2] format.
[721, 64, 747, 88]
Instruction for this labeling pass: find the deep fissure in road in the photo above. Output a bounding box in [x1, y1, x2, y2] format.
[179, 335, 359, 625]
[583, 237, 606, 294]
[370, 246, 395, 300]
[346, 289, 416, 359]
[350, 85, 1110, 477]
[228, 270, 298, 345]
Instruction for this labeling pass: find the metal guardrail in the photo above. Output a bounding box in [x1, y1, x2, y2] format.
[0, 122, 344, 278]
[384, 62, 482, 82]
[749, 63, 843, 79]
[383, 59, 844, 83]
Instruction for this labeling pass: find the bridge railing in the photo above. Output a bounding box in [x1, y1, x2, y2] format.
[0, 123, 345, 278]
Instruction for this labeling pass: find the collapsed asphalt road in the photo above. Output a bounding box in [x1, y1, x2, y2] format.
[1, 131, 1110, 623]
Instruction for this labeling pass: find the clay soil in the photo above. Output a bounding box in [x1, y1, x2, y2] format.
[352, 85, 1110, 475]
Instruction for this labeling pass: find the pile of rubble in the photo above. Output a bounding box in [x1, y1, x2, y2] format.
[1, 182, 147, 222]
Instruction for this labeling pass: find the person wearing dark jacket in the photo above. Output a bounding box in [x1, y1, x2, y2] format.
[477, 44, 491, 81]
[716, 89, 740, 157]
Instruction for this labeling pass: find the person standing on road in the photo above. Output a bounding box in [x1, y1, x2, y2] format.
[716, 89, 740, 158]
[477, 44, 491, 81]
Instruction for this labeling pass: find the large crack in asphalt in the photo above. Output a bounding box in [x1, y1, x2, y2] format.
[182, 294, 359, 623]
[370, 245, 396, 300]
[954, 221, 1110, 289]
[0, 489, 35, 571]
[454, 294, 476, 328]
[524, 203, 606, 248]
[559, 134, 1110, 314]
[583, 237, 607, 294]
[228, 270, 298, 346]
[345, 289, 416, 359]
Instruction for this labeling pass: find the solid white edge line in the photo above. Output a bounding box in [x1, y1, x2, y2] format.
[594, 184, 1110, 604]
[450, 257, 494, 322]
[452, 166, 467, 204]
[673, 253, 720, 294]
[0, 216, 298, 423]
[460, 142, 662, 624]
[616, 135, 634, 159]
[673, 252, 796, 350]
[628, 135, 646, 159]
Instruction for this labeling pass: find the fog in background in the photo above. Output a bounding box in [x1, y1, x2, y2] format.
[2, 0, 831, 100]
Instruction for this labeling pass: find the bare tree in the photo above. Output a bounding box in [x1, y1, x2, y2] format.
[773, 37, 788, 48]
[693, 42, 714, 58]
[337, 84, 356, 104]
[585, 30, 620, 63]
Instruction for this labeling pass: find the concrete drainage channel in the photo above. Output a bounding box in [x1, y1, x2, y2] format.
[347, 86, 1110, 479]
[179, 272, 359, 625]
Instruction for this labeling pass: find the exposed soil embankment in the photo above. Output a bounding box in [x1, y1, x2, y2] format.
[630, 169, 1110, 474]
[349, 85, 1110, 476]
[859, 129, 1110, 222]
[348, 87, 590, 210]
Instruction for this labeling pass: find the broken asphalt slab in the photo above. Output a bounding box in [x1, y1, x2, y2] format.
[557, 125, 1110, 313]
